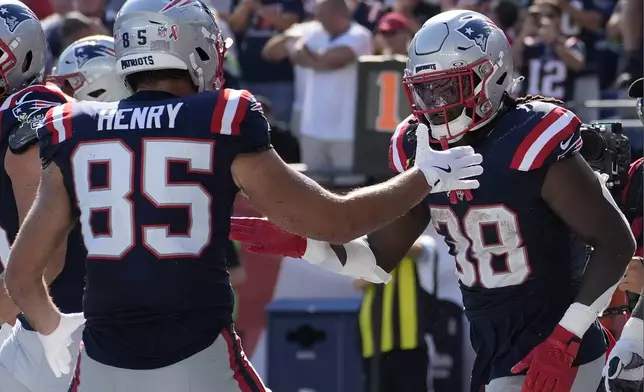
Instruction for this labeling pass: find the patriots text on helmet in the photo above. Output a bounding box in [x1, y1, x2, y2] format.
[120, 55, 155, 71]
[97, 103, 183, 131]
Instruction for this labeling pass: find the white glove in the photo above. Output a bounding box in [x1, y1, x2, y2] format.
[603, 318, 644, 391]
[37, 312, 86, 378]
[413, 123, 483, 193]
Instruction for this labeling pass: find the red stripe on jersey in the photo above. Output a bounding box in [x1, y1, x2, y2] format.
[389, 116, 413, 174]
[62, 103, 74, 141]
[510, 106, 567, 170]
[44, 108, 60, 145]
[211, 89, 229, 134]
[529, 112, 580, 170]
[230, 90, 251, 136]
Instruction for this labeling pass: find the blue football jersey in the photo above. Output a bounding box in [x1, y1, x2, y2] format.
[520, 38, 585, 103]
[38, 89, 272, 369]
[0, 83, 86, 331]
[390, 102, 588, 318]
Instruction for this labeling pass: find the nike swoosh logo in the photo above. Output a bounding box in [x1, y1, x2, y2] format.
[432, 165, 452, 173]
[560, 134, 574, 150]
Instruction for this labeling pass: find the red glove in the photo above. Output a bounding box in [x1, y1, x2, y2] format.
[511, 324, 581, 392]
[229, 217, 306, 258]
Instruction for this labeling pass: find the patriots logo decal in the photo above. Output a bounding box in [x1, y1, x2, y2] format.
[456, 18, 495, 53]
[74, 44, 115, 69]
[12, 92, 59, 130]
[0, 4, 36, 33]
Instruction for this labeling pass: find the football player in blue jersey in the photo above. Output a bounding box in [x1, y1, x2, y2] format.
[229, 10, 637, 392]
[0, 5, 130, 391]
[2, 0, 484, 391]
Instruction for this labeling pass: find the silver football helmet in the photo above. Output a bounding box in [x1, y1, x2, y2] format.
[0, 0, 46, 99]
[113, 0, 227, 92]
[49, 35, 130, 102]
[404, 10, 515, 144]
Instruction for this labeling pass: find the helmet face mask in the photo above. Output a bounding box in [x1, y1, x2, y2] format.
[403, 57, 496, 143]
[0, 39, 18, 98]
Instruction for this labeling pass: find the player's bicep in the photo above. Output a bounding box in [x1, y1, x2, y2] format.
[4, 145, 40, 225]
[367, 203, 431, 272]
[542, 154, 633, 248]
[6, 163, 74, 281]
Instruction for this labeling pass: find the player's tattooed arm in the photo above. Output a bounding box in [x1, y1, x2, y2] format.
[5, 162, 75, 334]
[542, 154, 636, 336]
[0, 146, 67, 323]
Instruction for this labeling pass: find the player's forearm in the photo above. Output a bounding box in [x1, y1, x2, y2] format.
[561, 240, 635, 336]
[7, 277, 60, 334]
[309, 168, 430, 243]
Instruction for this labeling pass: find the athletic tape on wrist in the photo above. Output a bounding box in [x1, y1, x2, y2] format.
[559, 302, 599, 338]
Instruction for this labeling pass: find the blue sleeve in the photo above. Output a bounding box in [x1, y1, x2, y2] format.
[509, 103, 583, 171]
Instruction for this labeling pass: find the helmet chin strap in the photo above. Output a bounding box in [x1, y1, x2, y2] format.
[427, 109, 474, 204]
[428, 108, 472, 142]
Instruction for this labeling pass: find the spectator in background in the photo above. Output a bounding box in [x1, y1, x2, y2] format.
[454, 0, 492, 15]
[490, 0, 519, 44]
[23, 0, 54, 19]
[294, 0, 372, 179]
[229, 0, 304, 123]
[514, 2, 585, 105]
[262, 20, 320, 137]
[532, 0, 612, 122]
[378, 0, 440, 32]
[374, 12, 412, 55]
[45, 11, 108, 73]
[254, 95, 302, 163]
[615, 0, 642, 88]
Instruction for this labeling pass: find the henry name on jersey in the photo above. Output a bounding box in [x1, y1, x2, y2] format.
[97, 102, 183, 131]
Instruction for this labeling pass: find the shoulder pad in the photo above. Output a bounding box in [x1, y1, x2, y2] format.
[508, 102, 581, 172]
[0, 83, 72, 153]
[389, 115, 418, 174]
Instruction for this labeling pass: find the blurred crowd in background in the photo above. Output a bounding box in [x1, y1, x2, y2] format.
[25, 0, 644, 175]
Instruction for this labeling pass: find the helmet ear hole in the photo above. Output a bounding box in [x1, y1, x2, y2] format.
[22, 50, 32, 73]
[496, 72, 508, 86]
[195, 47, 210, 62]
[87, 89, 106, 98]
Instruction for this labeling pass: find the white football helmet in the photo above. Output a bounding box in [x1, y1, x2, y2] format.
[404, 10, 515, 144]
[113, 0, 227, 92]
[49, 35, 130, 101]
